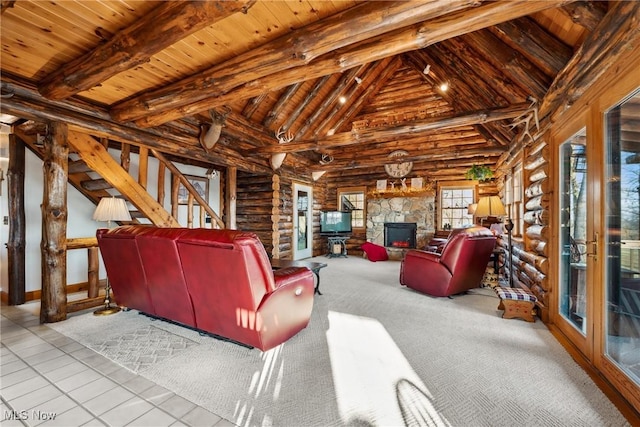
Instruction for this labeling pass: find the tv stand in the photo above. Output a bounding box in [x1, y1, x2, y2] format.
[325, 235, 349, 258]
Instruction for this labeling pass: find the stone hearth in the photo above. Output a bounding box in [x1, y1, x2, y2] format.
[367, 196, 435, 259]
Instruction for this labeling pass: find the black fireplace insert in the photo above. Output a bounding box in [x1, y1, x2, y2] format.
[384, 222, 417, 249]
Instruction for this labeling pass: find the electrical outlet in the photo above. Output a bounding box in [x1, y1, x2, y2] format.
[3, 216, 7, 225]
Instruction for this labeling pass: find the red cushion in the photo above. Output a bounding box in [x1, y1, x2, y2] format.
[361, 242, 388, 262]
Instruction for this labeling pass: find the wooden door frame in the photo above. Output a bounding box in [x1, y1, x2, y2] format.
[292, 182, 313, 260]
[549, 47, 640, 413]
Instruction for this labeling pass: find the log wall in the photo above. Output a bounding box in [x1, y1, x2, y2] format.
[236, 169, 327, 260]
[236, 172, 279, 256]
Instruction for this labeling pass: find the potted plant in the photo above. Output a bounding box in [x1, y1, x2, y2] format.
[465, 165, 494, 181]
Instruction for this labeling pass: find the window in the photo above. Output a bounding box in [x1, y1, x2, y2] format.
[504, 163, 524, 236]
[338, 187, 365, 228]
[439, 185, 474, 230]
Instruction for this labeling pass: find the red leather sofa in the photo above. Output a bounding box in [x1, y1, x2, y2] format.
[97, 225, 315, 351]
[400, 226, 496, 297]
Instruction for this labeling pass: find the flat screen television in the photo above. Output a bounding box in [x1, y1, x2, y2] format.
[320, 211, 352, 234]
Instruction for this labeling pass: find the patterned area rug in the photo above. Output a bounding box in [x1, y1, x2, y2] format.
[50, 257, 629, 427]
[93, 324, 198, 372]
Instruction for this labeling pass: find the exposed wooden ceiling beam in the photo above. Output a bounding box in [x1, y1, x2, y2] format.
[490, 17, 573, 77]
[111, 0, 477, 123]
[561, 1, 608, 32]
[118, 0, 572, 128]
[297, 67, 362, 138]
[1, 77, 272, 174]
[316, 58, 399, 136]
[254, 104, 530, 154]
[540, 1, 640, 123]
[317, 145, 504, 171]
[38, 1, 255, 100]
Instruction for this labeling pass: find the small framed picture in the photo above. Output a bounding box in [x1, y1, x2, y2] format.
[376, 179, 387, 191]
[411, 177, 423, 190]
[176, 175, 209, 205]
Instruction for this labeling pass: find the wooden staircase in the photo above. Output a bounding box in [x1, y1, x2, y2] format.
[15, 128, 223, 228]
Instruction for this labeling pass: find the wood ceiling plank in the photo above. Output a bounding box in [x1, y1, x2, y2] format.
[130, 0, 571, 128]
[111, 0, 477, 123]
[38, 1, 253, 100]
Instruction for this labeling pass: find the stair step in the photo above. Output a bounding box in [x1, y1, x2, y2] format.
[68, 160, 92, 174]
[81, 178, 111, 191]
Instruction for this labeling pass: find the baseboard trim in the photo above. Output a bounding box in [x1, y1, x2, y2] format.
[1, 281, 102, 305]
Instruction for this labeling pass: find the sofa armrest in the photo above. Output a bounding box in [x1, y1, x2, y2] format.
[273, 266, 314, 289]
[255, 267, 315, 350]
[404, 249, 441, 263]
[400, 249, 452, 293]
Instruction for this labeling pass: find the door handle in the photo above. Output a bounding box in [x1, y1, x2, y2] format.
[586, 232, 598, 260]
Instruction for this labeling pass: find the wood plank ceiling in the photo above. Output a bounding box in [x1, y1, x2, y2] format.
[0, 0, 604, 181]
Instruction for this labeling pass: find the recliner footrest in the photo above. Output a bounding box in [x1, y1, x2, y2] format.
[495, 287, 537, 322]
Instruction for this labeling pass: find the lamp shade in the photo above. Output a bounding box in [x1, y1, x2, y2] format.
[312, 170, 326, 181]
[474, 196, 506, 218]
[467, 203, 477, 215]
[270, 152, 287, 170]
[93, 197, 131, 223]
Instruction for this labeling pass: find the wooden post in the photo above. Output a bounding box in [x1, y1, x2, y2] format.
[87, 246, 99, 298]
[271, 174, 281, 259]
[138, 146, 148, 189]
[7, 133, 26, 305]
[157, 162, 165, 205]
[226, 166, 237, 229]
[40, 123, 68, 323]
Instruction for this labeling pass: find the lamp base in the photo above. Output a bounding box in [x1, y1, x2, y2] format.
[94, 305, 121, 316]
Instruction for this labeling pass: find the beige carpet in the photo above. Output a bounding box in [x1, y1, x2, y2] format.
[50, 256, 628, 427]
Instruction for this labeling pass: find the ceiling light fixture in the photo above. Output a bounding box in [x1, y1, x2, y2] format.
[439, 82, 449, 92]
[423, 64, 431, 75]
[339, 96, 347, 104]
[355, 77, 362, 84]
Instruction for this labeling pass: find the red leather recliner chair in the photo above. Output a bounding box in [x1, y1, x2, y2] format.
[400, 226, 496, 297]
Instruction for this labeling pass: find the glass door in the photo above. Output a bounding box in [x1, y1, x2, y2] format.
[293, 183, 313, 260]
[602, 88, 640, 392]
[557, 126, 592, 356]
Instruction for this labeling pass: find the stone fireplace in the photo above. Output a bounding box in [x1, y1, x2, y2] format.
[367, 195, 435, 259]
[384, 222, 417, 248]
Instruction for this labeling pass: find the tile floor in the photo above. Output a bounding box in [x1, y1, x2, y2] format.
[1, 303, 237, 427]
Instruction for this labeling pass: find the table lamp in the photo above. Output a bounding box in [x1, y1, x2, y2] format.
[93, 196, 131, 315]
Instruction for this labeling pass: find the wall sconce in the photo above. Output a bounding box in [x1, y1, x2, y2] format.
[312, 171, 326, 181]
[270, 153, 287, 170]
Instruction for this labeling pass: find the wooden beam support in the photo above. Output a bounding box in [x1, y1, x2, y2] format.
[226, 167, 237, 230]
[129, 0, 571, 128]
[540, 1, 640, 123]
[255, 104, 530, 154]
[0, 79, 272, 174]
[38, 1, 254, 100]
[297, 67, 362, 138]
[7, 133, 25, 305]
[40, 122, 68, 323]
[111, 0, 478, 123]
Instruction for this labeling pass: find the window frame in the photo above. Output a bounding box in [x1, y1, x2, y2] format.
[437, 182, 476, 231]
[337, 186, 366, 230]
